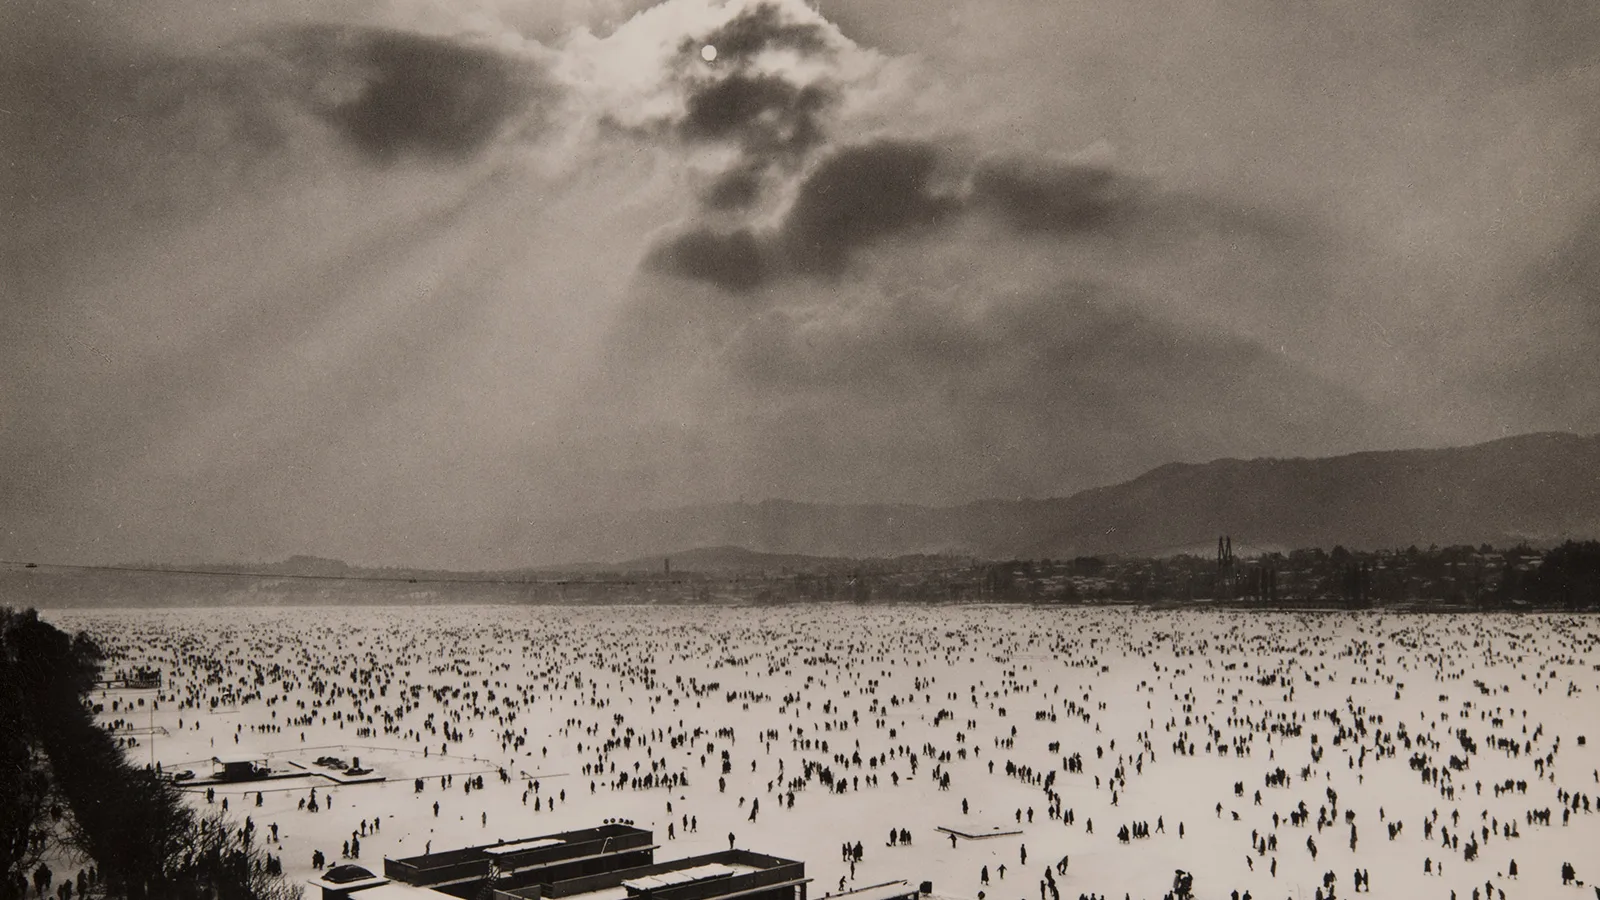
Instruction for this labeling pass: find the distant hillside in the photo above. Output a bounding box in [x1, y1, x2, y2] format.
[1018, 430, 1600, 557]
[9, 432, 1600, 607]
[513, 431, 1600, 563]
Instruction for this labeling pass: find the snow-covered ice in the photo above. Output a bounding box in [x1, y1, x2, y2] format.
[47, 605, 1600, 900]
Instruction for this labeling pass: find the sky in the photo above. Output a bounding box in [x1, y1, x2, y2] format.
[3, 0, 1599, 567]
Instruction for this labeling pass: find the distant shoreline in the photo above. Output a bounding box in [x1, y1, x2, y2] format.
[31, 598, 1599, 614]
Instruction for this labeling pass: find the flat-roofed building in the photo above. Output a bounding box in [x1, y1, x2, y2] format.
[211, 755, 270, 781]
[384, 824, 656, 898]
[488, 848, 806, 900]
[309, 867, 440, 900]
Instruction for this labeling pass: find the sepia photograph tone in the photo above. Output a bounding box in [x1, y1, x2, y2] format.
[4, 1, 1600, 899]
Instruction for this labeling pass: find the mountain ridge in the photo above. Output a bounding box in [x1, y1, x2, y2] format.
[25, 431, 1600, 575]
[507, 430, 1600, 564]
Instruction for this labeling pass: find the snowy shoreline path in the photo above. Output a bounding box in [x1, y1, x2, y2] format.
[52, 606, 1600, 900]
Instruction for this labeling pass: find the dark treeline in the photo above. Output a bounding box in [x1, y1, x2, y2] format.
[527, 540, 1600, 608]
[0, 608, 297, 900]
[962, 540, 1600, 610]
[622, 541, 1600, 608]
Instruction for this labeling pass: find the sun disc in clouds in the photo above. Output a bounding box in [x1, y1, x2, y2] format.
[701, 44, 716, 62]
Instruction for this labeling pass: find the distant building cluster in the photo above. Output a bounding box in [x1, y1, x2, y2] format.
[948, 541, 1598, 610]
[586, 541, 1600, 610]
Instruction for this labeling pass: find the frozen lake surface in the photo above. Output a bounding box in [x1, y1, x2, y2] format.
[46, 605, 1600, 900]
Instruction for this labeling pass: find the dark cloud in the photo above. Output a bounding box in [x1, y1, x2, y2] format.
[681, 2, 832, 65]
[969, 155, 1313, 252]
[321, 29, 539, 163]
[779, 140, 958, 276]
[643, 139, 957, 288]
[643, 136, 1323, 298]
[644, 227, 774, 293]
[970, 157, 1127, 233]
[679, 72, 833, 158]
[652, 2, 854, 215]
[647, 140, 1136, 291]
[6, 23, 546, 241]
[700, 165, 767, 209]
